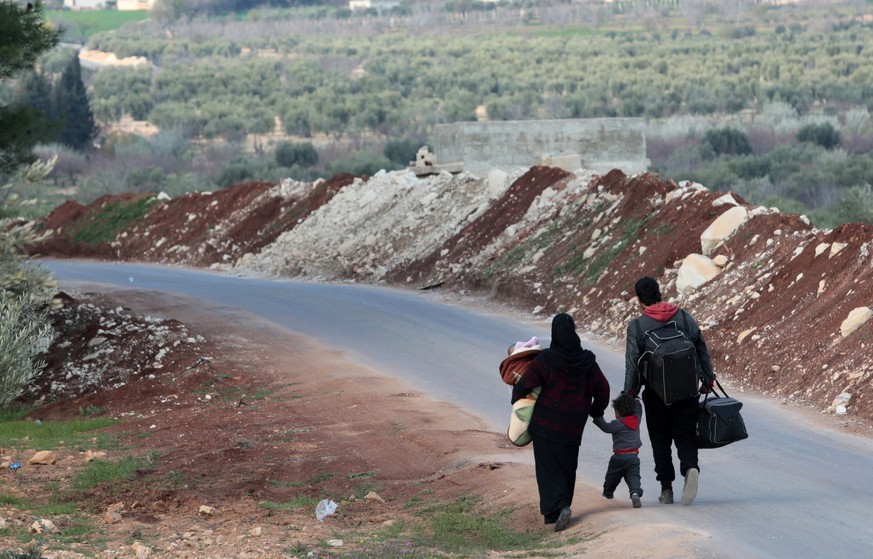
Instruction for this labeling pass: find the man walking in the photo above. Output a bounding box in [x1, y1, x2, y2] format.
[624, 277, 715, 506]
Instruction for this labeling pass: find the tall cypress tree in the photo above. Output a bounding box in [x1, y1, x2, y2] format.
[51, 54, 98, 151]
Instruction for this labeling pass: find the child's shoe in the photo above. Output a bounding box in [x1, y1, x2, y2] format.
[631, 493, 642, 508]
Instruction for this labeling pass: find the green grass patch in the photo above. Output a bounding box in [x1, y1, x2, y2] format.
[485, 224, 562, 277]
[55, 514, 99, 544]
[555, 216, 649, 283]
[347, 470, 378, 480]
[32, 501, 78, 516]
[48, 9, 148, 40]
[0, 409, 30, 422]
[314, 539, 420, 558]
[70, 196, 156, 247]
[414, 495, 545, 555]
[258, 495, 319, 510]
[165, 470, 185, 486]
[352, 480, 379, 500]
[0, 417, 117, 450]
[0, 494, 25, 506]
[306, 472, 335, 484]
[268, 472, 334, 488]
[68, 454, 154, 494]
[78, 405, 106, 417]
[267, 478, 303, 488]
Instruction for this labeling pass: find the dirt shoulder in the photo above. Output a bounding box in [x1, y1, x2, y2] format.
[4, 286, 723, 559]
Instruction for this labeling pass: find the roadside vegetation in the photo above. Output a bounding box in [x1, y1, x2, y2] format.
[0, 414, 133, 555]
[0, 411, 550, 558]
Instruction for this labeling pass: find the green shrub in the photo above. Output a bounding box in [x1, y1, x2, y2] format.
[701, 127, 752, 158]
[0, 261, 54, 410]
[274, 141, 318, 168]
[797, 122, 841, 150]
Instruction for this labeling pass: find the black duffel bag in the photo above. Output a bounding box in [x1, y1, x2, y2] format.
[696, 379, 748, 449]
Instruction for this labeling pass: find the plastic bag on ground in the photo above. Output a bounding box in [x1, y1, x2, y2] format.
[315, 499, 337, 521]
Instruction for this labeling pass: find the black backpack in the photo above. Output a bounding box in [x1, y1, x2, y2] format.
[637, 312, 701, 405]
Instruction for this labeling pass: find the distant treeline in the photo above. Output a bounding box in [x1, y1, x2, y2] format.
[3, 1, 872, 226]
[84, 19, 873, 141]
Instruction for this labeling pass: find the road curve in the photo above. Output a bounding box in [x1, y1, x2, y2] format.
[43, 260, 873, 559]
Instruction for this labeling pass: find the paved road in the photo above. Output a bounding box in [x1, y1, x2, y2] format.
[43, 261, 873, 559]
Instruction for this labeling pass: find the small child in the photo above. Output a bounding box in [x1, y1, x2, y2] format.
[499, 337, 542, 447]
[593, 392, 644, 508]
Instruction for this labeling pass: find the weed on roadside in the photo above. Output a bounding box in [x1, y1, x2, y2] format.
[69, 196, 156, 247]
[304, 494, 549, 559]
[414, 495, 545, 555]
[258, 496, 319, 511]
[0, 417, 117, 450]
[68, 454, 154, 494]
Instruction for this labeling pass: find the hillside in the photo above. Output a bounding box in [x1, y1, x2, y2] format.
[29, 166, 873, 426]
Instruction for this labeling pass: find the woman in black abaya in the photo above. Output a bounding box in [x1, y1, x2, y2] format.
[512, 313, 611, 531]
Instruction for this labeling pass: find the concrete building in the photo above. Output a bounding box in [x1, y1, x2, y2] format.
[434, 118, 649, 176]
[348, 0, 401, 11]
[117, 0, 157, 10]
[63, 0, 105, 9]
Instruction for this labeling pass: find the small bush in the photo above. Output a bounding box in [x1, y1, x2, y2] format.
[701, 127, 752, 158]
[275, 141, 318, 168]
[0, 267, 53, 410]
[797, 122, 841, 150]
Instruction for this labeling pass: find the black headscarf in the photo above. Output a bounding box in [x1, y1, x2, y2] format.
[542, 313, 595, 373]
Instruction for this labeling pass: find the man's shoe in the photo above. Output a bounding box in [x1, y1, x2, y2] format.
[631, 493, 642, 508]
[554, 506, 572, 532]
[682, 468, 699, 506]
[658, 489, 674, 504]
[602, 491, 614, 499]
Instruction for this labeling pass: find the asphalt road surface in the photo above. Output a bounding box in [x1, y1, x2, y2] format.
[43, 261, 873, 559]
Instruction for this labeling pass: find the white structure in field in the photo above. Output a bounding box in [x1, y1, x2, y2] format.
[117, 0, 157, 10]
[434, 118, 649, 176]
[348, 0, 400, 10]
[63, 0, 105, 9]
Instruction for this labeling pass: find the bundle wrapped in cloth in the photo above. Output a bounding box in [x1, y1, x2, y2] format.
[499, 337, 542, 447]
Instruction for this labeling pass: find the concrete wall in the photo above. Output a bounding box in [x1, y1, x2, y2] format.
[434, 118, 649, 176]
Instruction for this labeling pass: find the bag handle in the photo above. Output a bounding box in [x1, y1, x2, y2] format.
[703, 378, 730, 402]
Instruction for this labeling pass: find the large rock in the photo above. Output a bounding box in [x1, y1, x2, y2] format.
[676, 254, 722, 293]
[700, 206, 750, 256]
[28, 450, 57, 465]
[31, 518, 57, 533]
[840, 307, 873, 338]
